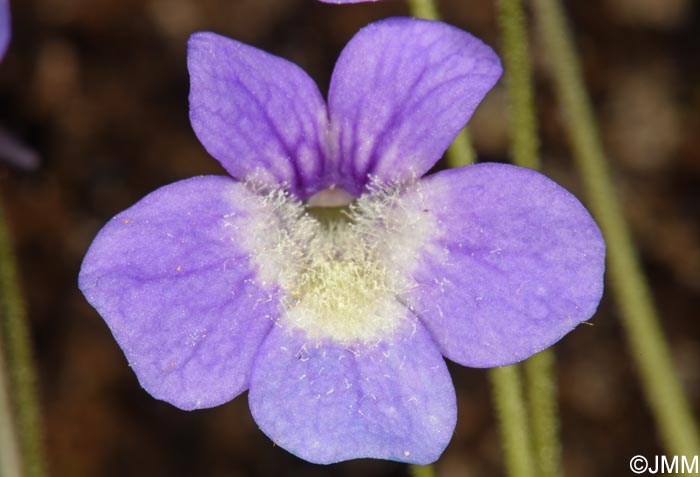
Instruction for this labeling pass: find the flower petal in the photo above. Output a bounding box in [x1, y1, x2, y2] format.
[79, 176, 278, 410]
[404, 163, 605, 367]
[0, 0, 9, 61]
[249, 319, 456, 464]
[328, 17, 501, 190]
[188, 32, 329, 199]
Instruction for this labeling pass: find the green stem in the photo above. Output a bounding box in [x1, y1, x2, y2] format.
[524, 351, 560, 477]
[407, 0, 476, 168]
[496, 1, 560, 476]
[409, 464, 436, 477]
[496, 0, 539, 170]
[405, 0, 439, 20]
[0, 200, 46, 477]
[404, 2, 479, 475]
[490, 366, 536, 477]
[406, 3, 536, 477]
[0, 333, 22, 477]
[445, 128, 475, 168]
[532, 0, 700, 457]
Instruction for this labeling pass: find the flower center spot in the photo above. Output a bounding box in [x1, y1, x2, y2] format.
[287, 248, 401, 344]
[244, 182, 431, 345]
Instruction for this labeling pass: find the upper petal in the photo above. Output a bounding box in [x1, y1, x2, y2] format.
[188, 32, 330, 199]
[328, 17, 501, 190]
[79, 176, 278, 410]
[249, 318, 456, 464]
[404, 163, 605, 367]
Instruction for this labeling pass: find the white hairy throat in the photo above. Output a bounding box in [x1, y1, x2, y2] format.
[244, 180, 433, 345]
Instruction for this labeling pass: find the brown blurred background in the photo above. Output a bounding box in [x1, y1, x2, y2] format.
[0, 0, 698, 475]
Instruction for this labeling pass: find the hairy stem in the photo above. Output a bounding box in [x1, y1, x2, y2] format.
[496, 0, 539, 170]
[409, 464, 436, 477]
[406, 0, 476, 168]
[444, 128, 475, 168]
[405, 0, 439, 20]
[490, 366, 536, 477]
[403, 2, 480, 475]
[0, 200, 46, 477]
[532, 0, 700, 457]
[0, 333, 22, 477]
[524, 351, 560, 477]
[496, 1, 560, 476]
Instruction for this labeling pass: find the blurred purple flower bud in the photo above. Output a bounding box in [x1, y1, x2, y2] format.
[0, 0, 9, 61]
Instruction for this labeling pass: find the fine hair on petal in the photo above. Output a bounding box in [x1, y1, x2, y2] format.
[241, 176, 436, 346]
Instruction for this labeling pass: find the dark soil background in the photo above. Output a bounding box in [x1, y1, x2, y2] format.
[1, 0, 698, 476]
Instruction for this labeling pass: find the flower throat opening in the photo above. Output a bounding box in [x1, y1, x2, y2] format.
[245, 182, 430, 345]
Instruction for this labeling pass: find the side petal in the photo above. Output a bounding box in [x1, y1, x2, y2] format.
[79, 176, 278, 410]
[328, 17, 501, 190]
[188, 32, 330, 199]
[249, 319, 456, 464]
[405, 163, 605, 367]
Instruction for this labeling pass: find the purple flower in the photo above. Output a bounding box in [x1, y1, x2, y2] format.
[0, 0, 9, 61]
[79, 17, 605, 464]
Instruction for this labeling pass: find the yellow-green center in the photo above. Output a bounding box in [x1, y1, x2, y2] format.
[243, 182, 432, 345]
